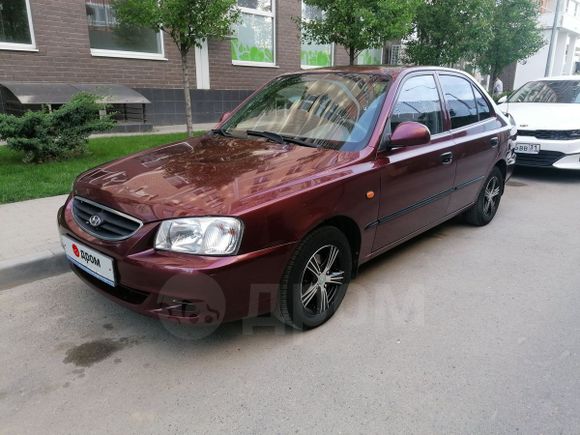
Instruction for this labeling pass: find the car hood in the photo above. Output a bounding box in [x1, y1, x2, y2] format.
[74, 135, 359, 223]
[498, 102, 580, 130]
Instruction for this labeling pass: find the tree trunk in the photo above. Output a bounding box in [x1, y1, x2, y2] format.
[180, 50, 194, 137]
[349, 47, 356, 66]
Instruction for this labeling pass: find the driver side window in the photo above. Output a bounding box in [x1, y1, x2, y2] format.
[391, 75, 444, 135]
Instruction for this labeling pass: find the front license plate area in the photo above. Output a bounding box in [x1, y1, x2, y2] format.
[61, 235, 116, 287]
[515, 143, 541, 154]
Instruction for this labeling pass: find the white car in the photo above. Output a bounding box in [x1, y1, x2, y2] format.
[498, 76, 580, 170]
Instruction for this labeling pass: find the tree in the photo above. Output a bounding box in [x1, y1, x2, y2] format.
[404, 0, 494, 67]
[476, 0, 545, 92]
[113, 0, 239, 136]
[299, 0, 418, 66]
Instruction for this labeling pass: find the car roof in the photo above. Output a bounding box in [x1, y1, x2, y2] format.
[286, 65, 470, 81]
[531, 75, 580, 82]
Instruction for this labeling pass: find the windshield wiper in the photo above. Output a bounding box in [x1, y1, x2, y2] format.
[246, 130, 317, 148]
[211, 127, 233, 137]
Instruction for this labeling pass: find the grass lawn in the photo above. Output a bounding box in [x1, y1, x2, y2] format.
[0, 132, 200, 204]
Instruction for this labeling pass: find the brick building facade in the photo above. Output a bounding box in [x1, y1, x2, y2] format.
[0, 0, 383, 128]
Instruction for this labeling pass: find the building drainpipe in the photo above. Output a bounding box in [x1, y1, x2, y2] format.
[545, 0, 565, 77]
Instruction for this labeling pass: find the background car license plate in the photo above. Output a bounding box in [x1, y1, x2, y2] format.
[515, 143, 540, 154]
[61, 235, 115, 287]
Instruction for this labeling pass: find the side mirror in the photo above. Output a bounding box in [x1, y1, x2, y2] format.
[219, 111, 232, 123]
[498, 95, 508, 104]
[390, 122, 431, 148]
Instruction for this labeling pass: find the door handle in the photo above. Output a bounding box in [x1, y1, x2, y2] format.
[490, 137, 499, 148]
[440, 152, 454, 165]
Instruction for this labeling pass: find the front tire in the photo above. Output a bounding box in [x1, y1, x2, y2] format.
[277, 226, 352, 330]
[464, 166, 504, 226]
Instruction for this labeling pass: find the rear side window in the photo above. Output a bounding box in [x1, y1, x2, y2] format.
[391, 75, 444, 135]
[440, 75, 478, 129]
[472, 86, 492, 121]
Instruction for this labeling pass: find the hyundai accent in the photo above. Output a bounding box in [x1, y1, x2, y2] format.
[58, 66, 514, 330]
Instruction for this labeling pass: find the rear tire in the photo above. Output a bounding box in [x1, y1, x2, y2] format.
[277, 226, 352, 330]
[464, 167, 504, 226]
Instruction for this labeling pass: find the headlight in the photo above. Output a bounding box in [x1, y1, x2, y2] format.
[155, 217, 243, 256]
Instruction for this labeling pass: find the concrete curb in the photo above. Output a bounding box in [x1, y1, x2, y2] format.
[0, 251, 70, 291]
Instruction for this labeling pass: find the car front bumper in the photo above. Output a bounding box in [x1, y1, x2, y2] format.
[58, 198, 296, 324]
[515, 136, 580, 169]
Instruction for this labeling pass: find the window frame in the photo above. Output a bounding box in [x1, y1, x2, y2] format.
[436, 72, 497, 132]
[0, 0, 38, 52]
[389, 45, 402, 65]
[438, 74, 479, 130]
[300, 1, 333, 69]
[232, 0, 277, 68]
[388, 72, 447, 138]
[86, 1, 167, 61]
[471, 85, 492, 122]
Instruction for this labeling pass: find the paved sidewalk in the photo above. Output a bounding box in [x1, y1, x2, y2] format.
[0, 195, 69, 289]
[90, 123, 216, 139]
[1, 123, 216, 145]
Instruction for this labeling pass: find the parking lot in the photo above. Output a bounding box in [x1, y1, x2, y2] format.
[1, 167, 580, 434]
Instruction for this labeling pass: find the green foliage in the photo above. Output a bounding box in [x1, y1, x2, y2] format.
[405, 0, 544, 83]
[0, 93, 115, 164]
[476, 0, 545, 85]
[112, 0, 240, 54]
[405, 0, 495, 66]
[0, 132, 197, 204]
[493, 91, 512, 103]
[299, 0, 418, 64]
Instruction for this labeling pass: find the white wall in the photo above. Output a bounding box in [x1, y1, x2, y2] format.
[513, 30, 552, 89]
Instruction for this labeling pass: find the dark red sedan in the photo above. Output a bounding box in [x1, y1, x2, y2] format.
[58, 66, 515, 330]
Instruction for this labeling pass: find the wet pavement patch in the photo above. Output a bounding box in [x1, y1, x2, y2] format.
[63, 338, 136, 367]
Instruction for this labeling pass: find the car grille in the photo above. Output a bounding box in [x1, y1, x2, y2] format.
[515, 150, 565, 167]
[518, 129, 580, 141]
[72, 197, 142, 241]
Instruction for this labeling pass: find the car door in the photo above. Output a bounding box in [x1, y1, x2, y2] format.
[437, 73, 505, 213]
[371, 73, 456, 252]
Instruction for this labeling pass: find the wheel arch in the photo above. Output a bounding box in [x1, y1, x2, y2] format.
[312, 215, 362, 277]
[495, 159, 507, 192]
[495, 159, 507, 181]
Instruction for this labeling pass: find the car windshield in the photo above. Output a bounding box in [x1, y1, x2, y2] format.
[221, 73, 391, 152]
[509, 80, 580, 104]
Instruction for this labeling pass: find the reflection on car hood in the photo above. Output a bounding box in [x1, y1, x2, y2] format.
[74, 135, 359, 222]
[498, 102, 580, 130]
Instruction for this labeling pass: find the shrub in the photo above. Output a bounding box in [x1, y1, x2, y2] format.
[493, 91, 512, 103]
[0, 93, 115, 163]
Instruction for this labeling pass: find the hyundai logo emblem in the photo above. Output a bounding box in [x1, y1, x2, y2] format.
[89, 215, 103, 227]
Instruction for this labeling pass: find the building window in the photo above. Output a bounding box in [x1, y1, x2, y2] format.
[231, 0, 276, 67]
[0, 0, 36, 51]
[356, 48, 383, 65]
[301, 2, 332, 68]
[389, 45, 403, 65]
[85, 0, 165, 60]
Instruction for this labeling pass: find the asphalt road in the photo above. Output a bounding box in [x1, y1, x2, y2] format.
[1, 168, 580, 434]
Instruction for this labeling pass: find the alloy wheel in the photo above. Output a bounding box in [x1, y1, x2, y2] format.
[300, 245, 345, 315]
[483, 176, 501, 218]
